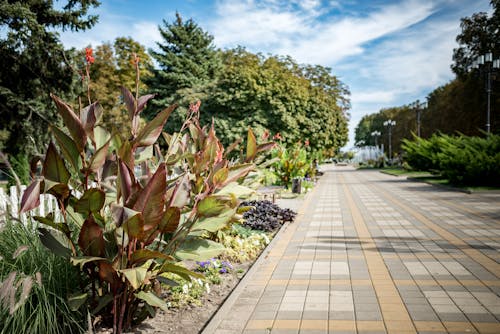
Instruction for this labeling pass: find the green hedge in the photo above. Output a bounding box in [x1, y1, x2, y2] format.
[402, 134, 500, 186]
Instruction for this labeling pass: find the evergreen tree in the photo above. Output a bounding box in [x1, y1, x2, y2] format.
[146, 12, 221, 132]
[0, 0, 100, 182]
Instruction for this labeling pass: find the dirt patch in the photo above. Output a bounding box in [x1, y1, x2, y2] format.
[97, 263, 251, 334]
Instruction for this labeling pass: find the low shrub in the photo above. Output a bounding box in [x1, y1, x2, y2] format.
[402, 133, 500, 186]
[240, 200, 296, 232]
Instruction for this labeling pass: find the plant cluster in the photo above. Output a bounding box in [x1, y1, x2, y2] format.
[17, 57, 274, 333]
[162, 274, 208, 308]
[218, 225, 271, 263]
[240, 200, 296, 232]
[195, 258, 233, 284]
[271, 142, 315, 188]
[402, 133, 500, 186]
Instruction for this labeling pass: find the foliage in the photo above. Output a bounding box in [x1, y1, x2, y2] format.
[402, 133, 500, 186]
[240, 200, 296, 232]
[0, 221, 85, 334]
[272, 143, 311, 187]
[202, 48, 349, 154]
[218, 225, 271, 263]
[146, 12, 222, 133]
[164, 275, 208, 308]
[452, 0, 500, 77]
[0, 0, 99, 178]
[19, 56, 273, 333]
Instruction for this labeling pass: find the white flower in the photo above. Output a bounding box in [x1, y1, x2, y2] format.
[182, 284, 189, 294]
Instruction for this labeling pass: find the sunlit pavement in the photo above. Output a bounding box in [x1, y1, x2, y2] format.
[203, 165, 500, 334]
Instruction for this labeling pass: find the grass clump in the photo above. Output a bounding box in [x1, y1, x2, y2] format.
[0, 221, 85, 334]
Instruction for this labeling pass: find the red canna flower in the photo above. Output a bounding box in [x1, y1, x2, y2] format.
[85, 47, 95, 64]
[273, 132, 282, 140]
[305, 139, 309, 147]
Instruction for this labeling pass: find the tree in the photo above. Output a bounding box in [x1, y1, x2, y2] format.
[202, 48, 349, 155]
[452, 0, 500, 77]
[146, 12, 221, 132]
[89, 37, 153, 132]
[0, 0, 100, 182]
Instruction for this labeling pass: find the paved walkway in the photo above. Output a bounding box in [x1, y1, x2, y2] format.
[203, 166, 500, 334]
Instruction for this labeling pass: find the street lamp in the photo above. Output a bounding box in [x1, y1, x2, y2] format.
[383, 119, 396, 163]
[371, 130, 381, 147]
[409, 100, 427, 137]
[471, 52, 500, 134]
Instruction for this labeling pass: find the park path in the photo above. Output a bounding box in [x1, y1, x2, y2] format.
[202, 165, 500, 334]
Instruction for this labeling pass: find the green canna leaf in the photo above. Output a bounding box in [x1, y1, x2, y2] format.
[42, 142, 70, 184]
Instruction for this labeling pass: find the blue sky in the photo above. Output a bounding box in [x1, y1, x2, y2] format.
[59, 0, 491, 148]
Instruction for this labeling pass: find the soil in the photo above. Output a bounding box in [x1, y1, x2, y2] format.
[97, 262, 251, 334]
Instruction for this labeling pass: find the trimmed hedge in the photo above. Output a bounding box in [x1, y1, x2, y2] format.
[402, 133, 500, 186]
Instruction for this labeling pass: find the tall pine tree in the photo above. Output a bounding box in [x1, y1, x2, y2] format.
[146, 12, 221, 133]
[0, 0, 100, 183]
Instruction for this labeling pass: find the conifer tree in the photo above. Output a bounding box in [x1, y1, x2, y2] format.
[146, 12, 221, 132]
[0, 0, 99, 182]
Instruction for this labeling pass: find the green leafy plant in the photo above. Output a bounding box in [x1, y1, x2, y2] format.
[19, 55, 275, 333]
[272, 143, 310, 187]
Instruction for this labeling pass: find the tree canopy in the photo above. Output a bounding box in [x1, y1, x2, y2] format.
[0, 0, 100, 180]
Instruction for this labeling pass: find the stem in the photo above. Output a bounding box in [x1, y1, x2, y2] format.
[86, 64, 92, 105]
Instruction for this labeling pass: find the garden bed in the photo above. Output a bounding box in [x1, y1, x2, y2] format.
[97, 262, 251, 334]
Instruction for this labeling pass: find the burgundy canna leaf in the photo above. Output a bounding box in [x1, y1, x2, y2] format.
[78, 216, 105, 257]
[118, 160, 133, 204]
[120, 86, 135, 120]
[80, 102, 103, 144]
[136, 94, 155, 115]
[49, 125, 81, 173]
[88, 139, 111, 173]
[43, 142, 70, 184]
[133, 104, 177, 148]
[19, 179, 41, 213]
[159, 207, 181, 233]
[50, 94, 87, 152]
[132, 163, 167, 232]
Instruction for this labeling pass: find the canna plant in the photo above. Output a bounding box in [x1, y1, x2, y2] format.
[19, 55, 275, 333]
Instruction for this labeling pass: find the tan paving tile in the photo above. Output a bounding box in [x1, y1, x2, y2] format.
[300, 320, 328, 330]
[413, 321, 446, 332]
[328, 320, 356, 331]
[273, 320, 301, 330]
[442, 321, 478, 333]
[384, 320, 416, 332]
[356, 320, 385, 331]
[473, 322, 500, 334]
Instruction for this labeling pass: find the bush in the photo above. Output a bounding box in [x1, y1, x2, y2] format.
[0, 221, 85, 334]
[402, 133, 500, 186]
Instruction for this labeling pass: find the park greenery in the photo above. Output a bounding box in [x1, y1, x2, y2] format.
[355, 0, 499, 155]
[402, 133, 500, 186]
[0, 3, 349, 187]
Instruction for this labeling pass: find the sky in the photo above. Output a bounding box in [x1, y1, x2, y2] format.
[59, 0, 491, 149]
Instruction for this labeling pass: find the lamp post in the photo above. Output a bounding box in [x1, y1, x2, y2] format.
[409, 100, 427, 137]
[383, 119, 396, 163]
[471, 52, 500, 134]
[371, 130, 381, 148]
